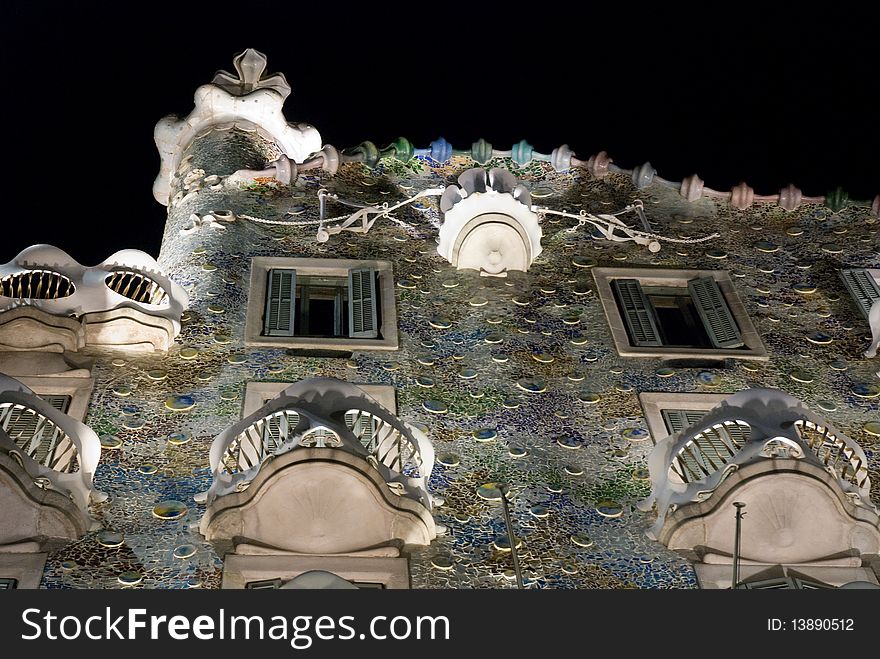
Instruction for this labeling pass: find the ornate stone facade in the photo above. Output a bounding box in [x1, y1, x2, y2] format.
[1, 49, 878, 589]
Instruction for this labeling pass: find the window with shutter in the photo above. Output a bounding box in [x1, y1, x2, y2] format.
[261, 410, 299, 454]
[348, 268, 378, 339]
[596, 267, 766, 359]
[0, 578, 18, 589]
[0, 395, 71, 466]
[263, 269, 296, 336]
[345, 409, 377, 449]
[687, 276, 744, 348]
[662, 408, 748, 483]
[661, 409, 705, 435]
[840, 269, 880, 320]
[248, 258, 397, 349]
[245, 578, 283, 589]
[611, 279, 661, 347]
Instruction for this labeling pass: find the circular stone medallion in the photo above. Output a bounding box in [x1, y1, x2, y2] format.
[472, 428, 497, 442]
[97, 530, 124, 548]
[516, 378, 547, 393]
[167, 431, 191, 446]
[152, 500, 188, 520]
[422, 399, 448, 414]
[165, 395, 196, 412]
[571, 533, 594, 548]
[173, 544, 197, 559]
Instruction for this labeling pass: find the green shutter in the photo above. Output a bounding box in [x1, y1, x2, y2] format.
[0, 578, 18, 589]
[662, 409, 705, 435]
[0, 395, 70, 465]
[262, 414, 283, 452]
[348, 268, 378, 339]
[245, 578, 282, 589]
[611, 279, 661, 347]
[262, 410, 298, 453]
[663, 408, 745, 482]
[44, 395, 71, 414]
[687, 276, 744, 349]
[840, 268, 880, 320]
[264, 269, 296, 336]
[346, 410, 376, 449]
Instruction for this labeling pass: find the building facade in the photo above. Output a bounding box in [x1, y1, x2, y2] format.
[1, 49, 878, 589]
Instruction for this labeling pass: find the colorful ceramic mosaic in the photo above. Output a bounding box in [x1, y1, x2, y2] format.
[36, 125, 880, 590]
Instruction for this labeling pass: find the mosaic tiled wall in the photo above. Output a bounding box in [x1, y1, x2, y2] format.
[41, 128, 879, 588]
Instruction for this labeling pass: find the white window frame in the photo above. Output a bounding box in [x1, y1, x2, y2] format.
[0, 552, 47, 589]
[14, 376, 94, 423]
[243, 382, 396, 418]
[639, 392, 732, 445]
[245, 257, 398, 351]
[593, 267, 767, 360]
[222, 554, 410, 589]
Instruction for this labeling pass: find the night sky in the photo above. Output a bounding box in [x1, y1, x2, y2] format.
[2, 4, 877, 264]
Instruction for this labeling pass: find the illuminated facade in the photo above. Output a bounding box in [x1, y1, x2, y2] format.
[1, 49, 879, 589]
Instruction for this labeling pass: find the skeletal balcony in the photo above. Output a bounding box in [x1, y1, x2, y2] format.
[0, 374, 105, 549]
[0, 245, 188, 352]
[639, 388, 880, 586]
[198, 377, 437, 558]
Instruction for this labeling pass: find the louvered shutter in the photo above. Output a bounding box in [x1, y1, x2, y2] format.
[0, 395, 70, 465]
[661, 409, 704, 436]
[245, 579, 283, 589]
[37, 395, 71, 465]
[687, 277, 744, 349]
[348, 268, 378, 339]
[264, 269, 296, 336]
[611, 279, 661, 346]
[840, 269, 880, 320]
[44, 395, 71, 414]
[346, 410, 376, 449]
[663, 409, 710, 482]
[262, 414, 283, 453]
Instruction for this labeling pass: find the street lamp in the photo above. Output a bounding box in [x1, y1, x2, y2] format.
[478, 481, 524, 589]
[732, 501, 746, 589]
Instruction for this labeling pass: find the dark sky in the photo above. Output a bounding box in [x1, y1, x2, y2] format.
[2, 3, 877, 264]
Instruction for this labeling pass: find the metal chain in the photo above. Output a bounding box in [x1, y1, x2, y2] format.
[239, 193, 718, 245]
[541, 204, 719, 244]
[237, 187, 444, 231]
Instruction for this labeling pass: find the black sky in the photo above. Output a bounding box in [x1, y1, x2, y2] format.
[2, 3, 877, 264]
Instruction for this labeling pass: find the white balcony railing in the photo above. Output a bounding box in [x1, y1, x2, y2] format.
[0, 374, 105, 517]
[197, 378, 435, 511]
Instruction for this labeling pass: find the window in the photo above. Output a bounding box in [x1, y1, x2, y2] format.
[0, 578, 18, 589]
[222, 554, 411, 589]
[13, 379, 93, 424]
[639, 392, 731, 445]
[244, 576, 384, 589]
[593, 267, 767, 360]
[740, 576, 834, 590]
[246, 258, 398, 351]
[840, 268, 880, 320]
[0, 394, 72, 465]
[659, 407, 749, 483]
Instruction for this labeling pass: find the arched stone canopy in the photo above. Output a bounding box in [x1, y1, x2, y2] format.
[438, 168, 541, 276]
[660, 461, 880, 565]
[200, 449, 436, 554]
